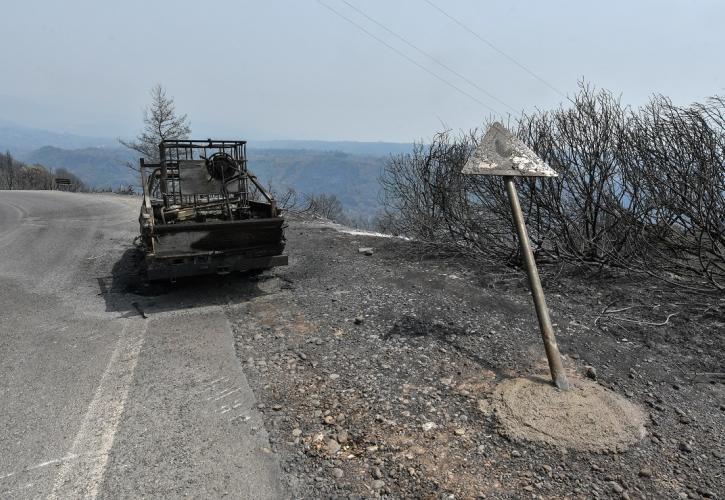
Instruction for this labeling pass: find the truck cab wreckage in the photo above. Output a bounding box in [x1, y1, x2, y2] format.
[138, 139, 287, 280]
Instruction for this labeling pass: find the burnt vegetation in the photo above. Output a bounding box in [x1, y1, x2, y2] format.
[0, 150, 87, 191]
[380, 83, 725, 293]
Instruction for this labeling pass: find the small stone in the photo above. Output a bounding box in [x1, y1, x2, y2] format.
[422, 422, 437, 432]
[696, 487, 715, 498]
[326, 439, 341, 455]
[358, 247, 374, 256]
[329, 373, 340, 380]
[638, 467, 652, 478]
[292, 428, 302, 437]
[410, 445, 426, 455]
[372, 467, 383, 479]
[332, 468, 344, 479]
[511, 450, 522, 458]
[324, 415, 335, 424]
[272, 404, 282, 411]
[586, 366, 597, 380]
[679, 442, 693, 453]
[371, 480, 385, 490]
[353, 316, 364, 325]
[454, 428, 465, 436]
[337, 430, 349, 443]
[523, 485, 535, 492]
[609, 481, 624, 494]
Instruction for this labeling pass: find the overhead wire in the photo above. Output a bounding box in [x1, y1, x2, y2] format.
[338, 0, 518, 114]
[316, 0, 503, 115]
[423, 0, 567, 99]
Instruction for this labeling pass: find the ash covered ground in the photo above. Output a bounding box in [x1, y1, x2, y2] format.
[225, 215, 724, 499]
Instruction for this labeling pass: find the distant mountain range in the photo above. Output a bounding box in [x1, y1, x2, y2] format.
[0, 122, 114, 153]
[248, 149, 385, 216]
[251, 140, 413, 157]
[19, 146, 138, 188]
[1, 123, 413, 217]
[0, 122, 413, 158]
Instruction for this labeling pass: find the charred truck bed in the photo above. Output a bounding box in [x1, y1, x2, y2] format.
[138, 139, 287, 280]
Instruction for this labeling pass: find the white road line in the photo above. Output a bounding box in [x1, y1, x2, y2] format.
[48, 319, 147, 500]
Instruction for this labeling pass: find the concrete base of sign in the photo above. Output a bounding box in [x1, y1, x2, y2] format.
[486, 376, 647, 452]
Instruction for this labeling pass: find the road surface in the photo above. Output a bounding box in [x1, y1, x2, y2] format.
[0, 191, 282, 499]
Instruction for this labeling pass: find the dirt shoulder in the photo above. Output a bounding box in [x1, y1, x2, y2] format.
[225, 216, 724, 499]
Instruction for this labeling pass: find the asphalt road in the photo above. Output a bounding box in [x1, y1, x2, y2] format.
[0, 191, 282, 499]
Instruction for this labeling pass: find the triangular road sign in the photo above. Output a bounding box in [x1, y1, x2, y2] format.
[462, 122, 557, 177]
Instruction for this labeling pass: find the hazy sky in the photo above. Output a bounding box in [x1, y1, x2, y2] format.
[1, 0, 723, 142]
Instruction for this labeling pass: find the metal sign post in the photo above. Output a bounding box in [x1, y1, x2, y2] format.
[463, 123, 569, 390]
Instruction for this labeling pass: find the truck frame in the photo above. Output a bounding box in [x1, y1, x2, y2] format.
[138, 139, 287, 280]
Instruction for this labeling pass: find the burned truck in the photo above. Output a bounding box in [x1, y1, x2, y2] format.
[138, 139, 287, 280]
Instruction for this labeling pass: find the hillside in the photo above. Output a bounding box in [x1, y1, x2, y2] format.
[248, 148, 385, 216]
[252, 140, 412, 157]
[18, 146, 138, 188]
[1, 120, 413, 217]
[1, 123, 411, 158]
[13, 144, 390, 217]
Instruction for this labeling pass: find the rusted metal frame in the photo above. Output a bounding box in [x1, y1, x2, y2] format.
[159, 143, 168, 207]
[160, 139, 248, 148]
[504, 176, 569, 390]
[246, 173, 277, 213]
[162, 140, 250, 218]
[139, 158, 156, 253]
[157, 139, 277, 218]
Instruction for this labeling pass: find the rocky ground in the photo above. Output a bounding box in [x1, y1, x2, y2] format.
[225, 215, 724, 499]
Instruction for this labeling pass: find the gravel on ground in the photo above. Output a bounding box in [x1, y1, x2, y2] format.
[226, 215, 724, 499]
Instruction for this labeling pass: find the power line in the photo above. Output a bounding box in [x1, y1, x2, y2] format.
[316, 0, 502, 115]
[339, 0, 518, 114]
[423, 0, 567, 99]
